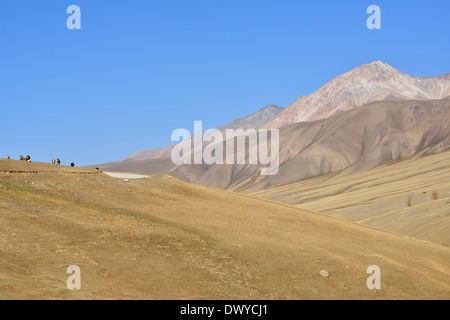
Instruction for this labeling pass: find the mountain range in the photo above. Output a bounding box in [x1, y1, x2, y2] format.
[89, 61, 450, 193]
[263, 61, 450, 129]
[182, 97, 450, 190]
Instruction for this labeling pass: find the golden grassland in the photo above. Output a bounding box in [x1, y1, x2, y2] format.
[0, 159, 449, 299]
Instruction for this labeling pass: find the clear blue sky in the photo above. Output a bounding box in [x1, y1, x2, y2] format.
[1, 0, 449, 166]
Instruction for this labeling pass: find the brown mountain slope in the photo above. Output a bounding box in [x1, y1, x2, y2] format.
[263, 61, 450, 129]
[199, 98, 450, 190]
[0, 159, 449, 299]
[88, 98, 450, 192]
[247, 150, 450, 247]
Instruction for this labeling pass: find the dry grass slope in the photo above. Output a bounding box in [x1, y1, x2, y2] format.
[0, 159, 449, 299]
[249, 151, 450, 247]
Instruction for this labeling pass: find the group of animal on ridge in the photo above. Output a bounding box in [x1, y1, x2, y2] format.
[4, 155, 75, 167]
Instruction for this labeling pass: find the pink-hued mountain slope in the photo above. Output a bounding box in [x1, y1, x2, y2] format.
[262, 61, 450, 129]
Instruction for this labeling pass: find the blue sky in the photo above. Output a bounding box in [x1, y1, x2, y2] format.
[1, 0, 449, 166]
